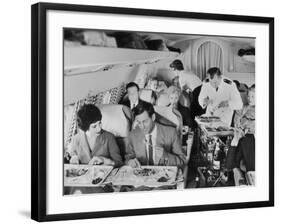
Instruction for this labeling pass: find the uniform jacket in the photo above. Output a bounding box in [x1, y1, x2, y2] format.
[198, 76, 243, 126]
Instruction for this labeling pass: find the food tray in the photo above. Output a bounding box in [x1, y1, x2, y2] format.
[112, 165, 178, 187]
[203, 126, 234, 136]
[64, 164, 113, 187]
[195, 116, 234, 137]
[197, 116, 221, 123]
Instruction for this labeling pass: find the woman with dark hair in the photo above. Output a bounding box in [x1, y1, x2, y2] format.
[67, 104, 123, 167]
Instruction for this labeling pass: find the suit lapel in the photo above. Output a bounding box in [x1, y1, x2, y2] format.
[134, 127, 148, 163]
[155, 123, 165, 147]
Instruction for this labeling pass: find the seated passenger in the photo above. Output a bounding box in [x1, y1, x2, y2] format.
[120, 82, 145, 109]
[147, 77, 160, 92]
[67, 104, 123, 167]
[166, 85, 195, 128]
[125, 101, 186, 168]
[145, 77, 165, 105]
[232, 84, 255, 172]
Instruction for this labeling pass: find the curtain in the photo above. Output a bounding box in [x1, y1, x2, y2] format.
[197, 41, 223, 80]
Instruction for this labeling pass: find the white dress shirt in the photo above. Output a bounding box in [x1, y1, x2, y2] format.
[198, 76, 243, 126]
[130, 99, 139, 109]
[145, 125, 157, 164]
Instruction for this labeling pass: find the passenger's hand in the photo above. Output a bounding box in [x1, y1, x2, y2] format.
[127, 158, 141, 168]
[64, 152, 71, 163]
[88, 156, 104, 165]
[231, 128, 244, 146]
[69, 155, 79, 164]
[234, 128, 244, 137]
[218, 100, 229, 108]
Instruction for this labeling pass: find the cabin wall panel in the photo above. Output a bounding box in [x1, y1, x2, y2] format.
[64, 67, 136, 105]
[177, 38, 254, 86]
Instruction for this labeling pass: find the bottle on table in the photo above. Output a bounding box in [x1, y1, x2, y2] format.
[213, 141, 221, 170]
[195, 175, 200, 188]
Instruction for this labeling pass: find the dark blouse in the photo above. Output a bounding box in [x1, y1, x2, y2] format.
[177, 103, 195, 128]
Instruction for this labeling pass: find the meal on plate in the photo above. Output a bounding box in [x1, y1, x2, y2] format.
[216, 126, 230, 131]
[157, 176, 169, 182]
[133, 168, 157, 176]
[205, 126, 230, 132]
[92, 177, 103, 185]
[205, 127, 217, 132]
[198, 116, 220, 123]
[64, 165, 113, 187]
[112, 166, 178, 187]
[65, 168, 88, 177]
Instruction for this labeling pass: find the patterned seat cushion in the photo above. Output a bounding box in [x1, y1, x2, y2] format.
[64, 83, 127, 149]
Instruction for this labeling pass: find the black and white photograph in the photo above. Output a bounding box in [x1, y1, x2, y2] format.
[0, 0, 279, 223]
[30, 2, 274, 221]
[63, 28, 256, 195]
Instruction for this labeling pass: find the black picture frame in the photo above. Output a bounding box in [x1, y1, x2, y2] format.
[31, 2, 274, 222]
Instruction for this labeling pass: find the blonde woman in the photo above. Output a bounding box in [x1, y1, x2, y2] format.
[166, 85, 194, 128]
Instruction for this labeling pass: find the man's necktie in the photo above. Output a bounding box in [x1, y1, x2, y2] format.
[148, 134, 153, 165]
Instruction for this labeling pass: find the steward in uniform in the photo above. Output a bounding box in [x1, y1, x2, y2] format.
[198, 67, 243, 126]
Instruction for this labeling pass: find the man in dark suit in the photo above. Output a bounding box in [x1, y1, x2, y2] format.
[121, 82, 179, 130]
[121, 82, 145, 109]
[125, 101, 186, 168]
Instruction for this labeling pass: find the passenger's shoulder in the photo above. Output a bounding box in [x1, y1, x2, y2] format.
[157, 123, 176, 135]
[71, 131, 83, 144]
[101, 130, 115, 138]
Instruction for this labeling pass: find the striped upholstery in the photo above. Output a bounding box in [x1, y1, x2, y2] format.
[64, 83, 128, 149]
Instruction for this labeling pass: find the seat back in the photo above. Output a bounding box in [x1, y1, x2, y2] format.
[64, 103, 132, 160]
[139, 89, 156, 104]
[154, 106, 182, 131]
